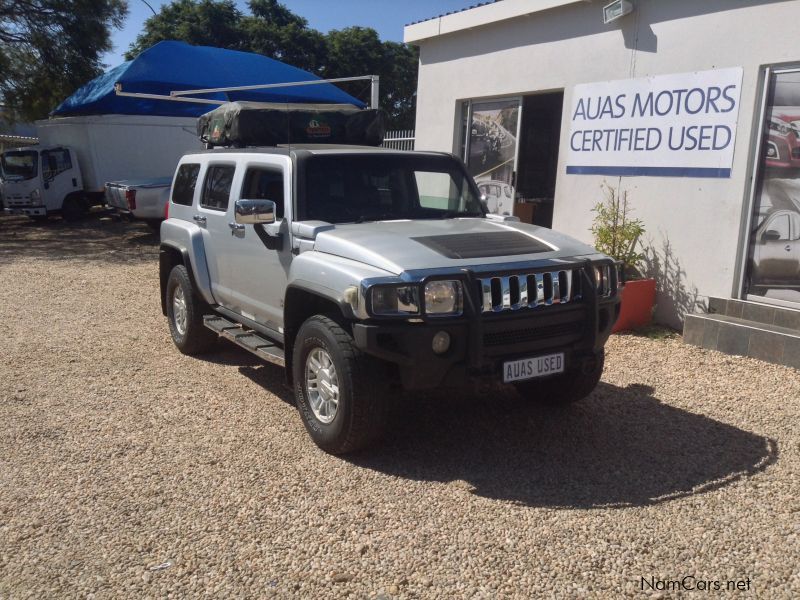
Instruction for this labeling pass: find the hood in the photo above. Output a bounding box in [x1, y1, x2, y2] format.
[311, 218, 599, 274]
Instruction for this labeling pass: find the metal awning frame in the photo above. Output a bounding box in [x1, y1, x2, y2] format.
[114, 75, 380, 109]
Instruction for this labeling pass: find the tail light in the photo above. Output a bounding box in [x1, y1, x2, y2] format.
[124, 189, 136, 210]
[164, 199, 170, 220]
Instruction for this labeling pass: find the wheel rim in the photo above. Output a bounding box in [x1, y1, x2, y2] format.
[305, 348, 340, 424]
[172, 286, 188, 336]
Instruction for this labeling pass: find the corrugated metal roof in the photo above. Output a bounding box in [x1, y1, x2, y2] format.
[406, 0, 502, 27]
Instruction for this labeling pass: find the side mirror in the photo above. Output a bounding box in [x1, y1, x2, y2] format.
[763, 229, 782, 241]
[235, 199, 276, 225]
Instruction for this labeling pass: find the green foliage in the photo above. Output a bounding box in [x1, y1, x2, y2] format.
[590, 183, 646, 278]
[0, 0, 128, 122]
[126, 0, 244, 57]
[125, 0, 419, 128]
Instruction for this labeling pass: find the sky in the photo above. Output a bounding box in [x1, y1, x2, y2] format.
[102, 0, 481, 68]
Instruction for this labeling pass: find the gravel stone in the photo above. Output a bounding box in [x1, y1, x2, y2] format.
[0, 213, 798, 597]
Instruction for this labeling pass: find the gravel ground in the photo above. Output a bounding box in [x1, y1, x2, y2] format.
[0, 212, 798, 599]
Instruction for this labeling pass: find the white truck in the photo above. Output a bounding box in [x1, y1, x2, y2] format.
[2, 114, 200, 220]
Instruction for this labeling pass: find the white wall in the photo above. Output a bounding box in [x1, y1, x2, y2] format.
[411, 0, 800, 327]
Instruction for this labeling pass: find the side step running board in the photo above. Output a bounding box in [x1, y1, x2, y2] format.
[204, 315, 286, 367]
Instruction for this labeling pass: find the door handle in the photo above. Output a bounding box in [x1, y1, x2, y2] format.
[193, 215, 207, 224]
[786, 245, 792, 252]
[229, 222, 245, 232]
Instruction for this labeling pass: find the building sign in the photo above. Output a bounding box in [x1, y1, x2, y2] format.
[565, 68, 743, 177]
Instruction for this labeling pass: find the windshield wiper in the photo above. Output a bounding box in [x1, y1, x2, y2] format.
[353, 214, 398, 224]
[438, 210, 483, 219]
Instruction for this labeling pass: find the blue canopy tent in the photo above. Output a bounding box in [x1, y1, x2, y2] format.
[52, 41, 366, 118]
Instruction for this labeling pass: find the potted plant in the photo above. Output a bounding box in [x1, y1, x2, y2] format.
[590, 183, 656, 332]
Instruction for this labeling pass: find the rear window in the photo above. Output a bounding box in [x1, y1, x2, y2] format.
[200, 165, 235, 211]
[172, 163, 200, 206]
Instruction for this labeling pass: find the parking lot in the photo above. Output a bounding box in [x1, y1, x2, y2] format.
[0, 213, 798, 598]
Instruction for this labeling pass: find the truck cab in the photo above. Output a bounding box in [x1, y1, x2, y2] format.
[1, 145, 89, 219]
[159, 145, 622, 454]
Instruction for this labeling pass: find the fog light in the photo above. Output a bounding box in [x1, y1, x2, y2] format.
[432, 331, 451, 354]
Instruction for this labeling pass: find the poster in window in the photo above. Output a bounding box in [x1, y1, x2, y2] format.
[744, 70, 800, 304]
[467, 99, 519, 216]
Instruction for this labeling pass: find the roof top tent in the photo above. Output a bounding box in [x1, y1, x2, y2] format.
[37, 41, 378, 192]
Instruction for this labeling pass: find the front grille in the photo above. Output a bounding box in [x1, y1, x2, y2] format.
[484, 320, 583, 346]
[476, 269, 582, 313]
[475, 264, 617, 313]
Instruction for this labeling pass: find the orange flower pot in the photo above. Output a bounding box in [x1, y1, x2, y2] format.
[612, 278, 656, 333]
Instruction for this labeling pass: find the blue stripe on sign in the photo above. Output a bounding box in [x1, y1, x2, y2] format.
[566, 165, 732, 178]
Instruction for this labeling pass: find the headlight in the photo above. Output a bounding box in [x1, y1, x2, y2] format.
[594, 264, 610, 295]
[371, 285, 419, 315]
[424, 280, 463, 316]
[30, 188, 41, 201]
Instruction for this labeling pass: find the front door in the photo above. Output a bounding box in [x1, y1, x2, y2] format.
[40, 148, 78, 209]
[226, 157, 292, 332]
[752, 211, 800, 283]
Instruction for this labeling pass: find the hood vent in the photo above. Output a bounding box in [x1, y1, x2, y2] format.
[412, 231, 552, 259]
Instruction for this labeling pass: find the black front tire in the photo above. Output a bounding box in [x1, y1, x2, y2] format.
[61, 195, 88, 221]
[165, 265, 216, 355]
[293, 315, 389, 455]
[514, 350, 605, 406]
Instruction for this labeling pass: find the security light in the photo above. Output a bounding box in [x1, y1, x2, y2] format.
[603, 0, 633, 24]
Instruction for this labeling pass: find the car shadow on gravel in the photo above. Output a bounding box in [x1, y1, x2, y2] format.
[0, 213, 159, 263]
[198, 343, 296, 405]
[347, 382, 778, 509]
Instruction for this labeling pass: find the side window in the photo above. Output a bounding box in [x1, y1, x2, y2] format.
[41, 149, 71, 180]
[200, 165, 235, 211]
[765, 214, 790, 241]
[790, 213, 800, 241]
[172, 163, 200, 206]
[241, 167, 284, 218]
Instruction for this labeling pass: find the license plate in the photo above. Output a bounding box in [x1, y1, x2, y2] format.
[503, 352, 565, 383]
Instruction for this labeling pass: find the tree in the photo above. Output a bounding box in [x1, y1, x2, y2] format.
[324, 27, 418, 129]
[126, 0, 243, 59]
[0, 0, 128, 122]
[242, 0, 327, 74]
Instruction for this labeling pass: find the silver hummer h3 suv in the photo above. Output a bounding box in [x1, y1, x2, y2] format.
[160, 145, 621, 454]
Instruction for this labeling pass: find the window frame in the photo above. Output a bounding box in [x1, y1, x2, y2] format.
[239, 165, 285, 219]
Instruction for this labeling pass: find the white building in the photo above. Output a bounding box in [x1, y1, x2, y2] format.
[405, 0, 800, 367]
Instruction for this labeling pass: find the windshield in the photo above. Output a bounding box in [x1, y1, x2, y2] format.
[298, 154, 485, 224]
[1, 150, 38, 181]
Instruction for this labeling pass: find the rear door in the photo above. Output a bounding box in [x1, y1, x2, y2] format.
[226, 156, 292, 331]
[195, 161, 238, 306]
